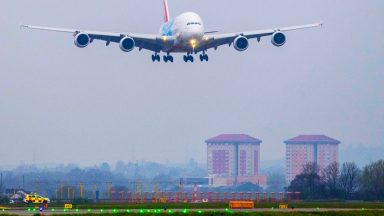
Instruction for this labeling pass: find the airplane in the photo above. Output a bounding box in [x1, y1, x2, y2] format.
[21, 0, 322, 63]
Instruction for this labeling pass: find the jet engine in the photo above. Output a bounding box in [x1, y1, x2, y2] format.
[271, 31, 286, 47]
[119, 37, 135, 52]
[74, 33, 90, 48]
[233, 36, 249, 51]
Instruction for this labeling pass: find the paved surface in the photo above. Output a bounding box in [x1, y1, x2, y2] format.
[1, 207, 383, 215]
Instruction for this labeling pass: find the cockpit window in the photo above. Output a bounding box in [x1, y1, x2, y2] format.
[187, 22, 202, 26]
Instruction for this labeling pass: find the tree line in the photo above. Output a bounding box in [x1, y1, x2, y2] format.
[287, 160, 384, 200]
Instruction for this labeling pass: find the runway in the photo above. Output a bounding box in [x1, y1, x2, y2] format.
[1, 207, 382, 215]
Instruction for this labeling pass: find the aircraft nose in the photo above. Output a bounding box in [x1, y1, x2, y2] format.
[184, 28, 203, 40]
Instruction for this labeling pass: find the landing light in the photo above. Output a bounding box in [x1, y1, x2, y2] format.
[190, 39, 197, 48]
[203, 36, 209, 41]
[162, 36, 168, 41]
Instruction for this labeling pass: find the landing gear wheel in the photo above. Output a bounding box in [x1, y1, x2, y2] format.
[199, 54, 209, 62]
[163, 55, 174, 63]
[152, 54, 160, 62]
[183, 55, 194, 63]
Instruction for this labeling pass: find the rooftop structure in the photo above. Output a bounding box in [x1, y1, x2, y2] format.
[285, 135, 340, 183]
[206, 134, 266, 186]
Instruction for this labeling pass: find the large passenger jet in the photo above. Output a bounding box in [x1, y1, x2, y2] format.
[21, 0, 322, 63]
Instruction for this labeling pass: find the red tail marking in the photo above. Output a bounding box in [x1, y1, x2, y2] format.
[163, 0, 170, 22]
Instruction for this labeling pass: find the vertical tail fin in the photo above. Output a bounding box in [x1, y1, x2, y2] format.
[163, 0, 170, 22]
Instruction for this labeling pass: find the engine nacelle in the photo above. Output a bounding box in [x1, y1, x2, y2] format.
[271, 31, 286, 47]
[119, 37, 135, 52]
[74, 33, 90, 48]
[233, 36, 249, 52]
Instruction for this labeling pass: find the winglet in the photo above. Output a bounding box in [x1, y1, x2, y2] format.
[163, 0, 170, 22]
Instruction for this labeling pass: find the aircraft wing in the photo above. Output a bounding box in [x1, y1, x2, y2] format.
[197, 23, 322, 52]
[20, 25, 166, 52]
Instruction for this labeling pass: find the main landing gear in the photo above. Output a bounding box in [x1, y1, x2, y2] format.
[183, 55, 194, 63]
[163, 54, 174, 63]
[199, 53, 209, 62]
[151, 53, 160, 62]
[152, 53, 174, 63]
[152, 52, 209, 63]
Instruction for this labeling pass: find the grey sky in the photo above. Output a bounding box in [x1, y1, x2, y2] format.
[1, 0, 383, 167]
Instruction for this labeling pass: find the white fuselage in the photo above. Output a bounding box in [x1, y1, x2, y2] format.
[159, 12, 204, 52]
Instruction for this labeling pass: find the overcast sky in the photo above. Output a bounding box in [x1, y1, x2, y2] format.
[0, 0, 383, 167]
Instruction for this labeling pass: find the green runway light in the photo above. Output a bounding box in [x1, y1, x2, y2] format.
[51, 208, 55, 212]
[168, 210, 173, 214]
[100, 209, 104, 212]
[113, 209, 117, 213]
[317, 207, 320, 210]
[87, 209, 91, 212]
[147, 209, 152, 213]
[126, 209, 131, 213]
[139, 209, 144, 213]
[362, 208, 365, 211]
[225, 208, 229, 211]
[76, 208, 79, 212]
[197, 210, 203, 214]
